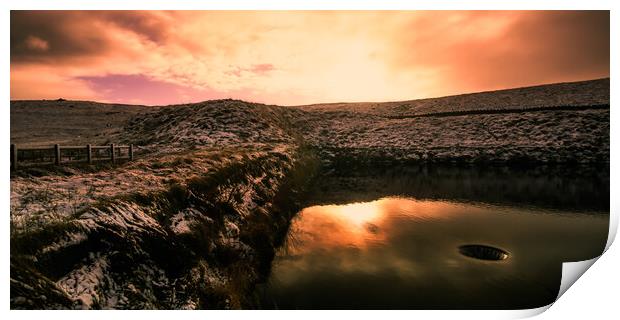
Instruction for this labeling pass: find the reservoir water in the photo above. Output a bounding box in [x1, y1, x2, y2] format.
[255, 165, 609, 309]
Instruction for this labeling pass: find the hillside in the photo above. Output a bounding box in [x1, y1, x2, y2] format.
[289, 79, 609, 166]
[120, 99, 306, 152]
[10, 100, 159, 147]
[294, 107, 608, 165]
[297, 78, 609, 117]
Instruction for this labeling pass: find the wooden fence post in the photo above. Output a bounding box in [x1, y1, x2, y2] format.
[110, 143, 115, 163]
[54, 144, 61, 165]
[129, 144, 134, 161]
[87, 144, 92, 164]
[11, 144, 17, 170]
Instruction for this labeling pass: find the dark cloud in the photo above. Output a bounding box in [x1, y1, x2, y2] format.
[10, 11, 171, 64]
[11, 11, 105, 63]
[95, 11, 171, 44]
[457, 11, 610, 89]
[498, 11, 609, 80]
[396, 11, 609, 93]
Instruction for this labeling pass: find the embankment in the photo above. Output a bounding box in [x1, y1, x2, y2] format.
[11, 146, 319, 309]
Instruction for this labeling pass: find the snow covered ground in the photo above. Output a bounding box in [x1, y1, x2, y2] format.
[11, 143, 305, 309]
[294, 108, 609, 165]
[10, 144, 292, 234]
[291, 78, 609, 165]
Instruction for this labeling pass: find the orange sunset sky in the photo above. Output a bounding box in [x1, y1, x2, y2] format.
[10, 11, 609, 106]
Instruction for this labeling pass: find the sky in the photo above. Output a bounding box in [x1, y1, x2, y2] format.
[10, 11, 610, 106]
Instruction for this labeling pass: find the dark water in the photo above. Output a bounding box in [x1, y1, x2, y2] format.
[255, 165, 609, 309]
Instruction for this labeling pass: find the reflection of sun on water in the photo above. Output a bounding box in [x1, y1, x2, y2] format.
[332, 201, 384, 228]
[291, 198, 462, 252]
[292, 200, 387, 251]
[279, 198, 462, 282]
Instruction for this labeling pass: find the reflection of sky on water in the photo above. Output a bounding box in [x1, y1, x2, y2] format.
[262, 198, 608, 309]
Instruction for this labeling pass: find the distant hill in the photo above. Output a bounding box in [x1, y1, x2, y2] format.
[10, 100, 158, 147]
[296, 78, 610, 117]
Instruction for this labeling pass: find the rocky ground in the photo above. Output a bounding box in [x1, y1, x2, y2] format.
[9, 78, 610, 309]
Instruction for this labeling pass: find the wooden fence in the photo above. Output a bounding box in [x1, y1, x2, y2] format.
[10, 144, 134, 170]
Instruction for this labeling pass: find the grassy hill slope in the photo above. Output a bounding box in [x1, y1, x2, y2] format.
[297, 78, 609, 117]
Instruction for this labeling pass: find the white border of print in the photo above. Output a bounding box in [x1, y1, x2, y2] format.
[1, 1, 616, 320]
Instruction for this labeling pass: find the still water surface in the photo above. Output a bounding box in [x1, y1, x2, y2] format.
[257, 166, 608, 309]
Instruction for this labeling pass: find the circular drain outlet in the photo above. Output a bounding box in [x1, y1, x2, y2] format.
[458, 244, 509, 261]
